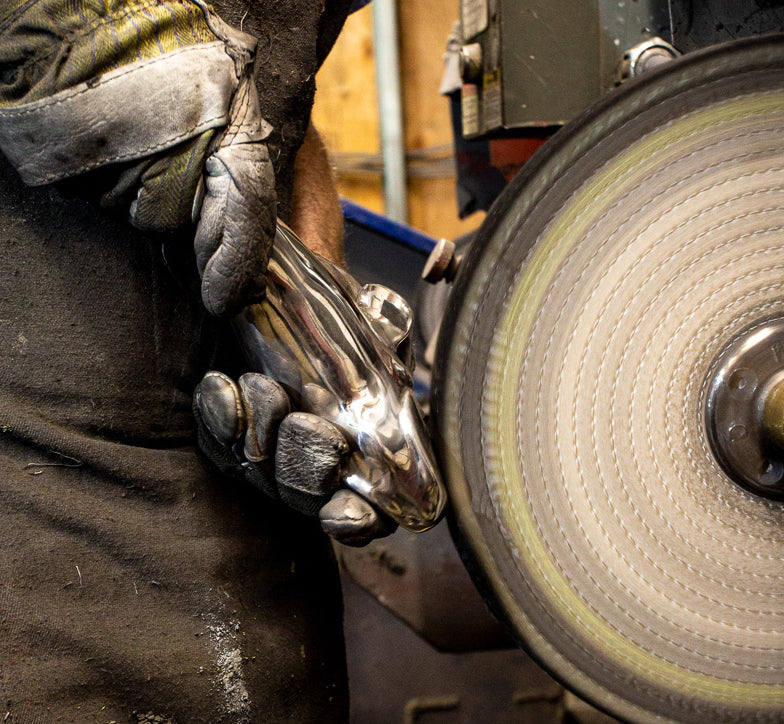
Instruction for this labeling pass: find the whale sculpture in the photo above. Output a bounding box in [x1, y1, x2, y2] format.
[233, 221, 446, 532]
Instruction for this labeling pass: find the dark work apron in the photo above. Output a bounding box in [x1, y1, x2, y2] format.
[0, 149, 348, 722]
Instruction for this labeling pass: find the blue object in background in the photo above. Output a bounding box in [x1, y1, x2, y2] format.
[341, 198, 435, 305]
[341, 198, 437, 254]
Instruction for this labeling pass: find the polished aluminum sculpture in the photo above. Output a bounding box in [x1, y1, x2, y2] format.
[233, 221, 446, 532]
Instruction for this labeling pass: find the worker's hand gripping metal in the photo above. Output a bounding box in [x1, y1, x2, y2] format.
[232, 221, 447, 534]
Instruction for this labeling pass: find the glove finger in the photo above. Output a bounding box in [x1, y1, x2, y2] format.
[276, 412, 348, 516]
[196, 142, 276, 316]
[238, 372, 290, 499]
[193, 154, 231, 274]
[319, 489, 397, 547]
[193, 371, 247, 477]
[194, 371, 246, 444]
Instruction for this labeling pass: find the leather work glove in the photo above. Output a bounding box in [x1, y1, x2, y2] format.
[193, 371, 398, 547]
[0, 0, 275, 316]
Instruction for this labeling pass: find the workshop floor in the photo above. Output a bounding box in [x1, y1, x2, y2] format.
[341, 566, 619, 724]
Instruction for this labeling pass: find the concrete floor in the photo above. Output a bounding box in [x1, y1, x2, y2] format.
[339, 533, 619, 724]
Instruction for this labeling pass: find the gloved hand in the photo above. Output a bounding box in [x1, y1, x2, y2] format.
[193, 371, 397, 546]
[0, 0, 275, 316]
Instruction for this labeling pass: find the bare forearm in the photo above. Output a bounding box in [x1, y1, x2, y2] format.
[289, 121, 345, 266]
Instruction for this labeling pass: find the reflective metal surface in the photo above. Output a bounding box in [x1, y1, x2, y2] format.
[615, 37, 679, 85]
[705, 316, 784, 500]
[233, 221, 446, 532]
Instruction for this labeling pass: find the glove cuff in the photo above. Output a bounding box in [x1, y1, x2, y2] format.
[0, 0, 263, 187]
[0, 41, 240, 186]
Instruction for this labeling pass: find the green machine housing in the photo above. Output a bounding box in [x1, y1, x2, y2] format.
[458, 0, 784, 139]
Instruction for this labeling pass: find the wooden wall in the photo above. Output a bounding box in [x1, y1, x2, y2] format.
[311, 2, 485, 240]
